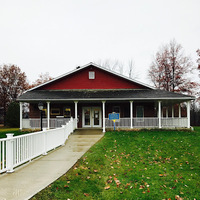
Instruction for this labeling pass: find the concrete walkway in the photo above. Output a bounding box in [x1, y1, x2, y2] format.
[0, 129, 104, 200]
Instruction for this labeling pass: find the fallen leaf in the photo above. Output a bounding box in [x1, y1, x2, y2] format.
[64, 185, 69, 188]
[84, 193, 89, 197]
[107, 180, 112, 183]
[139, 185, 145, 189]
[94, 169, 98, 172]
[104, 186, 110, 190]
[175, 195, 183, 200]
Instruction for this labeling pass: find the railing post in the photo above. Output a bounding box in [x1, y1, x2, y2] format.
[43, 128, 47, 155]
[61, 125, 66, 145]
[6, 133, 14, 173]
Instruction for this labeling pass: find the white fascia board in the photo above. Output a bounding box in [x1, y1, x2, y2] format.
[26, 62, 154, 92]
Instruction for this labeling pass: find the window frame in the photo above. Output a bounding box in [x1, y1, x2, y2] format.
[89, 71, 95, 79]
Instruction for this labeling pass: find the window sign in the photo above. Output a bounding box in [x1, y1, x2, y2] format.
[64, 107, 71, 118]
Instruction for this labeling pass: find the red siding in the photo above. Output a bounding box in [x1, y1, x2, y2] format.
[40, 66, 147, 90]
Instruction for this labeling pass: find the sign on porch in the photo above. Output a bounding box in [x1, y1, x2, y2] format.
[109, 112, 120, 130]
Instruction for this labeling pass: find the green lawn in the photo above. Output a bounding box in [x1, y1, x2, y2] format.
[32, 128, 200, 199]
[0, 127, 34, 138]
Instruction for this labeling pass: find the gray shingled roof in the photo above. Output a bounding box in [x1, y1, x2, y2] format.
[17, 89, 194, 102]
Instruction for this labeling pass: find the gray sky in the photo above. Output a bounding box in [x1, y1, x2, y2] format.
[0, 0, 199, 84]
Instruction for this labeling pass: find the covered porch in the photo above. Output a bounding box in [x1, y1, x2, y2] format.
[20, 99, 192, 131]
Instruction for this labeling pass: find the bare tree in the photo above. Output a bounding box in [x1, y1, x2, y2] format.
[148, 40, 196, 95]
[96, 59, 138, 80]
[127, 59, 139, 79]
[29, 72, 53, 88]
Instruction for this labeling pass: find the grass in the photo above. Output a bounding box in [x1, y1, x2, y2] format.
[31, 128, 200, 200]
[0, 127, 35, 138]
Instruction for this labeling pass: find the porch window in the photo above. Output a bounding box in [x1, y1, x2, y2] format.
[51, 108, 60, 116]
[136, 106, 144, 121]
[89, 71, 95, 79]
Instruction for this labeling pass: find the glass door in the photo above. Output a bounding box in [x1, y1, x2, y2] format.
[82, 107, 101, 128]
[93, 108, 101, 127]
[83, 108, 91, 127]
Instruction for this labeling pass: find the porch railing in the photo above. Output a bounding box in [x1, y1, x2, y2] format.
[22, 118, 71, 129]
[161, 117, 188, 128]
[0, 118, 76, 174]
[105, 117, 188, 128]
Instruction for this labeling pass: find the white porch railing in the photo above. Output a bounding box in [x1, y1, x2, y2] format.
[161, 117, 188, 128]
[105, 117, 188, 128]
[22, 118, 71, 129]
[0, 118, 76, 174]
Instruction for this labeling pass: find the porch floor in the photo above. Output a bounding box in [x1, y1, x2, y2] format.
[0, 129, 104, 200]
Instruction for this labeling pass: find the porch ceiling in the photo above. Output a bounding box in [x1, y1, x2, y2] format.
[17, 89, 194, 103]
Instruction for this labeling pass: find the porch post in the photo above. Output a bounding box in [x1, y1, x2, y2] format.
[172, 105, 174, 118]
[187, 101, 191, 128]
[74, 101, 78, 129]
[102, 101, 106, 133]
[179, 104, 181, 118]
[158, 101, 162, 128]
[47, 102, 50, 129]
[20, 102, 23, 130]
[130, 101, 133, 129]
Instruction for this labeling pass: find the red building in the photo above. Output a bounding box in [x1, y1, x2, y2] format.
[18, 62, 194, 131]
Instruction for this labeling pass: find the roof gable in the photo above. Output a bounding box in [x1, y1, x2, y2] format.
[32, 63, 153, 91]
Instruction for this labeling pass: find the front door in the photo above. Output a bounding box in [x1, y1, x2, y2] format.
[82, 107, 101, 128]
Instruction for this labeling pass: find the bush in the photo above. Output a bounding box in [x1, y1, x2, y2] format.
[5, 102, 20, 127]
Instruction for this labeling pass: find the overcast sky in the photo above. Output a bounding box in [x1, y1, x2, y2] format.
[0, 0, 199, 84]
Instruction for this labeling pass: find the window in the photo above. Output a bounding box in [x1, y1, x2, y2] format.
[136, 106, 144, 121]
[50, 108, 60, 116]
[89, 71, 95, 79]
